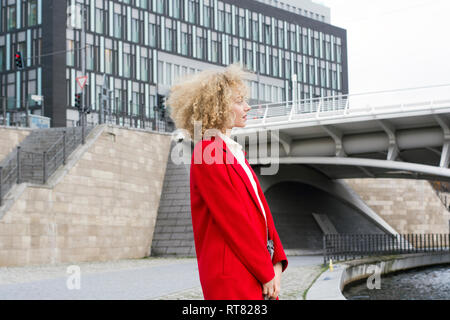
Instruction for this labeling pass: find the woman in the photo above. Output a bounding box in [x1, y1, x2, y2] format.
[167, 63, 288, 300]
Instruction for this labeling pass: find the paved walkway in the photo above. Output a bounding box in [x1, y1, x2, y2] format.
[0, 256, 323, 300]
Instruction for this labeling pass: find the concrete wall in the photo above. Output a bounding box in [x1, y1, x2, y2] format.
[0, 127, 31, 162]
[343, 178, 450, 234]
[306, 252, 450, 300]
[0, 125, 172, 267]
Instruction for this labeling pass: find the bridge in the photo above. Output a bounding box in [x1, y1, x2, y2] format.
[233, 83, 450, 182]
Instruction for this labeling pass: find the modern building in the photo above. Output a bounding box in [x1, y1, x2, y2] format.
[254, 0, 331, 23]
[0, 0, 347, 129]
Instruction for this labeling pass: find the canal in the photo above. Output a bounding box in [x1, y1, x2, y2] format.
[343, 264, 450, 300]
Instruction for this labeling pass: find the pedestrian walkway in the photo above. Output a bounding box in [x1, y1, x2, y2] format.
[0, 256, 323, 300]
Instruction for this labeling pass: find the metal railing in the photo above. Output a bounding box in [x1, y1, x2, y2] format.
[248, 83, 450, 126]
[323, 233, 450, 265]
[0, 126, 94, 206]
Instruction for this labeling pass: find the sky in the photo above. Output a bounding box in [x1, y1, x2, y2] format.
[316, 0, 450, 95]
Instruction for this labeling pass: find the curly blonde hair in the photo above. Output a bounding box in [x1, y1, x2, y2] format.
[166, 63, 250, 143]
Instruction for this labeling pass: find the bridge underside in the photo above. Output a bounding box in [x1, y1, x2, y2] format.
[256, 154, 450, 182]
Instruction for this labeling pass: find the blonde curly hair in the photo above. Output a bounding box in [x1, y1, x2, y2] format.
[166, 63, 250, 143]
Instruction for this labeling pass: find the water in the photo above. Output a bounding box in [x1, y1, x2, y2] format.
[343, 264, 450, 300]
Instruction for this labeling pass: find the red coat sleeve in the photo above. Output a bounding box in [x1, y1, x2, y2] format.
[191, 152, 275, 285]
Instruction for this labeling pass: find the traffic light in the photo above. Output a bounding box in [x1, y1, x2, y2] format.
[75, 93, 82, 110]
[15, 52, 23, 69]
[157, 94, 165, 109]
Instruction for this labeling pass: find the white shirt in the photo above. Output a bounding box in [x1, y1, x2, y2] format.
[217, 132, 267, 228]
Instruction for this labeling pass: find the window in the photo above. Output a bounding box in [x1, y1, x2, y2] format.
[114, 13, 122, 38]
[203, 5, 211, 28]
[165, 27, 173, 51]
[140, 0, 148, 9]
[264, 25, 271, 45]
[238, 16, 245, 38]
[131, 18, 140, 43]
[272, 55, 278, 77]
[86, 45, 94, 70]
[95, 8, 103, 34]
[252, 20, 258, 42]
[277, 27, 283, 48]
[181, 32, 189, 55]
[211, 40, 218, 63]
[67, 40, 75, 66]
[196, 36, 204, 59]
[105, 49, 113, 74]
[157, 0, 165, 14]
[7, 5, 16, 30]
[259, 52, 265, 74]
[0, 47, 5, 72]
[188, 0, 196, 24]
[124, 53, 131, 77]
[218, 10, 224, 32]
[232, 45, 239, 63]
[149, 24, 157, 47]
[166, 62, 172, 85]
[141, 57, 148, 81]
[245, 48, 252, 70]
[172, 0, 181, 19]
[225, 12, 231, 33]
[28, 0, 38, 26]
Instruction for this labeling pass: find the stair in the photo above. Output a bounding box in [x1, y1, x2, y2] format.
[0, 126, 95, 205]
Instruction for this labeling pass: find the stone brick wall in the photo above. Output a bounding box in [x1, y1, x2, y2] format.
[0, 126, 172, 267]
[342, 178, 450, 234]
[0, 127, 31, 162]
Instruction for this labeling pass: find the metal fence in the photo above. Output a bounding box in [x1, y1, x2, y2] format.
[323, 233, 450, 265]
[0, 126, 94, 206]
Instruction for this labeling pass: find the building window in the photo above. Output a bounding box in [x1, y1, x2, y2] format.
[7, 5, 16, 30]
[105, 49, 113, 74]
[165, 27, 173, 51]
[188, 0, 196, 24]
[238, 16, 245, 38]
[259, 52, 265, 74]
[124, 53, 131, 77]
[28, 0, 38, 26]
[252, 20, 258, 42]
[218, 10, 224, 32]
[140, 0, 148, 9]
[131, 18, 140, 43]
[149, 23, 156, 47]
[86, 45, 94, 70]
[95, 8, 104, 34]
[181, 32, 189, 55]
[157, 0, 165, 14]
[141, 57, 149, 81]
[211, 40, 218, 63]
[0, 47, 5, 72]
[225, 12, 231, 33]
[114, 13, 122, 38]
[196, 36, 204, 59]
[264, 24, 271, 45]
[67, 40, 75, 66]
[203, 5, 211, 28]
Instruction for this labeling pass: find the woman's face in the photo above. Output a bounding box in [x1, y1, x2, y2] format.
[229, 90, 251, 129]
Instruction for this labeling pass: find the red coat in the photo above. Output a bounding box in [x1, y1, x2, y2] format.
[190, 134, 288, 300]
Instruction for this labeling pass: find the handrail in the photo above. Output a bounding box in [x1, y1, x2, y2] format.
[0, 125, 96, 205]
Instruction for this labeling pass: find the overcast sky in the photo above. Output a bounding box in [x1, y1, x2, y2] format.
[316, 0, 450, 95]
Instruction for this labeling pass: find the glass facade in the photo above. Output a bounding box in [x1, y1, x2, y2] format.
[0, 0, 347, 128]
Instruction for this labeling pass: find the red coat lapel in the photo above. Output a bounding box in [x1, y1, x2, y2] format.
[208, 135, 266, 226]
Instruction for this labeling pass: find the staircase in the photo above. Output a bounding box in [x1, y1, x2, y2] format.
[0, 126, 95, 205]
